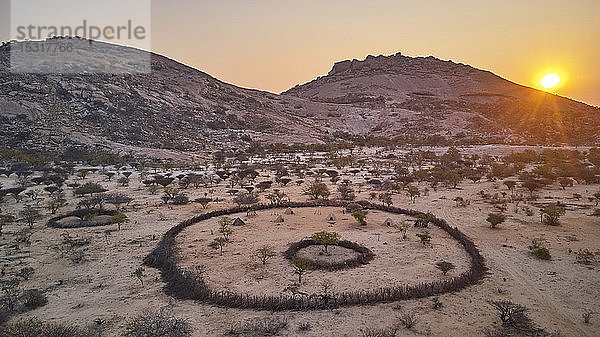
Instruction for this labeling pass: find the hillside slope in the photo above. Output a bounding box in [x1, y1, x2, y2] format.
[0, 38, 332, 155]
[285, 53, 600, 145]
[1, 41, 599, 158]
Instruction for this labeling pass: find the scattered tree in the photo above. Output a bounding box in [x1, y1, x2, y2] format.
[111, 212, 130, 231]
[232, 191, 260, 207]
[195, 197, 212, 209]
[19, 205, 42, 228]
[210, 237, 227, 256]
[311, 231, 340, 253]
[265, 190, 287, 205]
[416, 233, 431, 246]
[218, 217, 233, 241]
[406, 185, 420, 203]
[378, 193, 393, 207]
[124, 310, 192, 337]
[255, 246, 277, 265]
[292, 258, 310, 283]
[540, 205, 565, 226]
[337, 185, 356, 201]
[486, 213, 506, 229]
[352, 211, 367, 226]
[303, 181, 330, 200]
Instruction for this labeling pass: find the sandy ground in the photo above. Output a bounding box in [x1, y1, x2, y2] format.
[176, 207, 470, 296]
[0, 149, 599, 336]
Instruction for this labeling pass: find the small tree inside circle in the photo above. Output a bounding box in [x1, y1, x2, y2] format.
[218, 217, 233, 241]
[131, 267, 145, 286]
[210, 237, 227, 256]
[311, 231, 340, 253]
[416, 233, 431, 246]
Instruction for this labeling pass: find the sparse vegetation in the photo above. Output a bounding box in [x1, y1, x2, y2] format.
[255, 246, 277, 265]
[227, 316, 288, 337]
[486, 213, 506, 229]
[124, 309, 192, 337]
[435, 261, 455, 275]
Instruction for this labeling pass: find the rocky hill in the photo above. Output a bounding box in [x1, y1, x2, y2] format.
[1, 40, 599, 158]
[285, 53, 600, 145]
[0, 38, 333, 155]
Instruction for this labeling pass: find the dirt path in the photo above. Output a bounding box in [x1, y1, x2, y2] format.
[492, 249, 591, 337]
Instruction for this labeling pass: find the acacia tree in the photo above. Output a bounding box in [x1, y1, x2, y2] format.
[254, 246, 277, 265]
[105, 193, 133, 211]
[394, 221, 411, 240]
[337, 185, 356, 201]
[490, 300, 528, 327]
[558, 177, 573, 190]
[503, 180, 517, 196]
[406, 185, 420, 203]
[311, 231, 340, 253]
[303, 181, 330, 200]
[210, 237, 227, 256]
[265, 190, 287, 205]
[195, 197, 212, 209]
[522, 180, 542, 198]
[540, 205, 565, 226]
[218, 217, 233, 241]
[232, 191, 259, 207]
[74, 182, 107, 196]
[351, 211, 367, 226]
[46, 193, 67, 214]
[414, 212, 435, 228]
[292, 258, 310, 283]
[416, 233, 431, 246]
[486, 213, 506, 229]
[20, 205, 42, 228]
[443, 170, 462, 189]
[378, 193, 393, 207]
[111, 213, 130, 231]
[130, 267, 145, 286]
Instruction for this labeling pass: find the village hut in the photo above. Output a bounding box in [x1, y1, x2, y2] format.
[233, 218, 246, 227]
[326, 213, 336, 222]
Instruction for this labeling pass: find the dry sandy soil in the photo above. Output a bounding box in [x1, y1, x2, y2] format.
[1, 147, 599, 336]
[176, 207, 470, 296]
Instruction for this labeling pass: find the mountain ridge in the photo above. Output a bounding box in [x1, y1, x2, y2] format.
[1, 38, 598, 158]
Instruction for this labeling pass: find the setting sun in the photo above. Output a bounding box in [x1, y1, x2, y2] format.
[541, 73, 561, 89]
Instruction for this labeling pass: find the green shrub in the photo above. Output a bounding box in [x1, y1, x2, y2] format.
[535, 247, 551, 260]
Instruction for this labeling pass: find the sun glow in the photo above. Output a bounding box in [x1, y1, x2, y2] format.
[541, 73, 561, 89]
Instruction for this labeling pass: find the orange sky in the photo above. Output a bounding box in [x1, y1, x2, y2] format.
[2, 0, 599, 106]
[149, 1, 600, 106]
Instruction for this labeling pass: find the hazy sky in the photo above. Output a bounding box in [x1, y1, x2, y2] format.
[2, 0, 599, 106]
